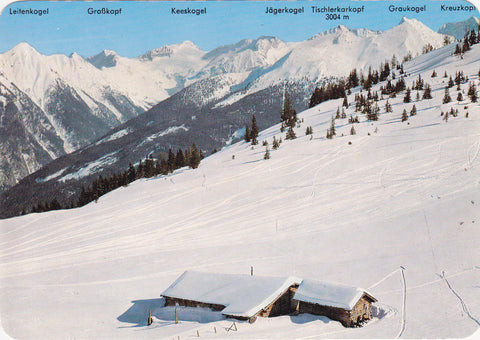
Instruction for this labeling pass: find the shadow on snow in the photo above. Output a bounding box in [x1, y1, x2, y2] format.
[117, 298, 226, 328]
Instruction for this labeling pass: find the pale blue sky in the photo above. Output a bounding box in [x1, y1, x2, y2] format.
[0, 1, 478, 57]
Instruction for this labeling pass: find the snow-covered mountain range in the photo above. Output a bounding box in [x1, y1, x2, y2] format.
[0, 17, 461, 194]
[438, 16, 480, 40]
[1, 30, 479, 339]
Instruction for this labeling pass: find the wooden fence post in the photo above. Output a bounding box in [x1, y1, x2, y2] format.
[147, 309, 153, 326]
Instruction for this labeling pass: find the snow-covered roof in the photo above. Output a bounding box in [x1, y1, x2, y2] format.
[293, 279, 375, 310]
[161, 271, 301, 318]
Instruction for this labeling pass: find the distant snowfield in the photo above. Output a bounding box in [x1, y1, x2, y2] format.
[58, 151, 119, 182]
[1, 43, 480, 339]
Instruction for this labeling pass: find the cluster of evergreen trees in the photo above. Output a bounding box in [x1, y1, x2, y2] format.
[309, 61, 400, 109]
[25, 145, 203, 215]
[454, 29, 480, 55]
[309, 82, 346, 108]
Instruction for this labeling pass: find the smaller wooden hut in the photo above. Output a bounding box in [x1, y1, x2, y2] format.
[293, 279, 377, 327]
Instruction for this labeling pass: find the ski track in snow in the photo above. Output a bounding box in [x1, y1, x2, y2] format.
[396, 266, 407, 338]
[367, 268, 402, 291]
[440, 271, 480, 327]
[466, 140, 480, 169]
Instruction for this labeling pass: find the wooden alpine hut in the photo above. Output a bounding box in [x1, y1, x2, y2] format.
[293, 279, 377, 327]
[161, 271, 301, 323]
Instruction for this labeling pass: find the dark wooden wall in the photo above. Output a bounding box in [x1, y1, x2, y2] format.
[296, 300, 352, 327]
[163, 296, 226, 312]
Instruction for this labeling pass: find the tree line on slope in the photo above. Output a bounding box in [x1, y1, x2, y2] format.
[27, 144, 203, 215]
[454, 29, 480, 55]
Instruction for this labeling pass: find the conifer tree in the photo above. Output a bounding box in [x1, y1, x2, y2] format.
[272, 136, 280, 150]
[341, 107, 346, 119]
[454, 43, 462, 55]
[469, 30, 477, 46]
[468, 82, 477, 102]
[250, 114, 259, 145]
[175, 149, 185, 168]
[144, 155, 155, 178]
[391, 54, 397, 69]
[462, 36, 470, 53]
[350, 125, 356, 135]
[347, 69, 359, 88]
[431, 69, 437, 77]
[189, 144, 201, 169]
[329, 116, 336, 136]
[401, 109, 408, 122]
[264, 146, 270, 160]
[443, 87, 452, 104]
[410, 104, 417, 116]
[404, 88, 411, 103]
[245, 125, 251, 143]
[127, 163, 136, 183]
[457, 92, 463, 101]
[282, 93, 298, 140]
[136, 160, 145, 179]
[343, 95, 349, 108]
[385, 100, 393, 113]
[448, 76, 454, 88]
[423, 84, 432, 99]
[167, 148, 176, 172]
[281, 92, 294, 131]
[160, 158, 168, 175]
[286, 126, 296, 140]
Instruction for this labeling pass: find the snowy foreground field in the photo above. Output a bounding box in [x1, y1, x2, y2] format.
[1, 44, 480, 339]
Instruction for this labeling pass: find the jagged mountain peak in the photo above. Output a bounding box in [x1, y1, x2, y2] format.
[204, 36, 285, 60]
[438, 16, 480, 40]
[68, 51, 86, 61]
[399, 16, 414, 25]
[88, 49, 120, 68]
[139, 40, 203, 61]
[394, 16, 435, 33]
[309, 25, 378, 41]
[6, 42, 40, 57]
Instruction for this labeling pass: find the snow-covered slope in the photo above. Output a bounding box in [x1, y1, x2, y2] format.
[1, 41, 479, 339]
[438, 16, 480, 40]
